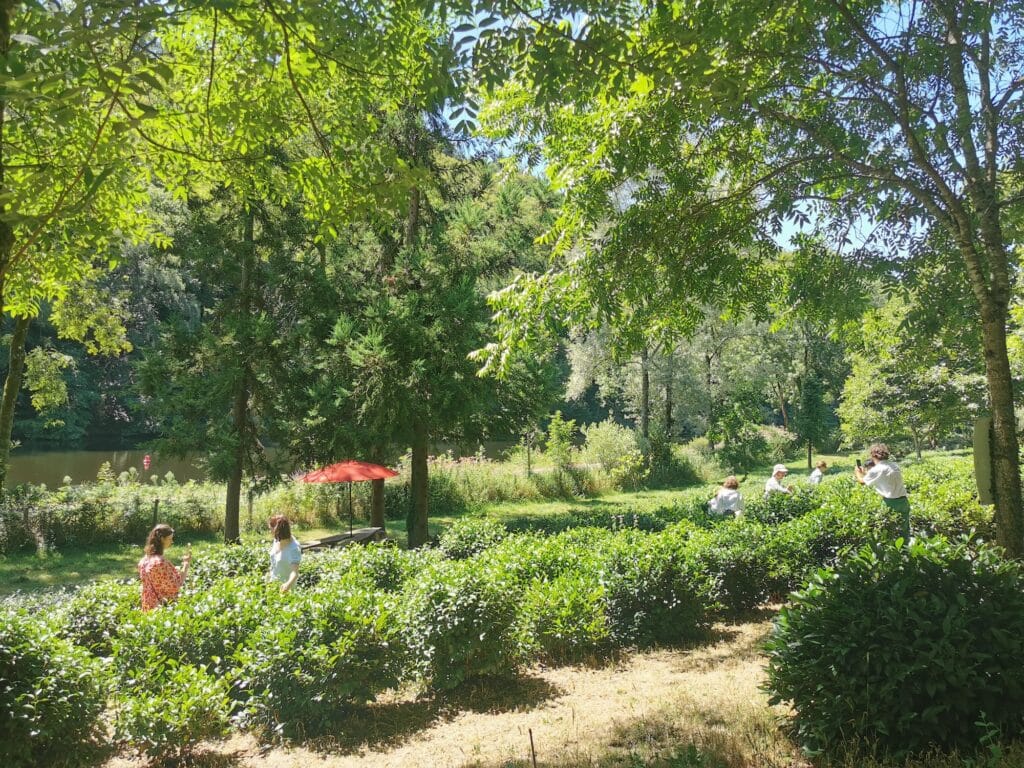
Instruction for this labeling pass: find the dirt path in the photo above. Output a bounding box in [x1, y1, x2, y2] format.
[105, 615, 809, 768]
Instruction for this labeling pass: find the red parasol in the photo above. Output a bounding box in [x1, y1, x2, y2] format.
[299, 460, 398, 484]
[299, 461, 398, 535]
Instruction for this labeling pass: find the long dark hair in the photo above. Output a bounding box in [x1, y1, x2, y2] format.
[145, 524, 174, 556]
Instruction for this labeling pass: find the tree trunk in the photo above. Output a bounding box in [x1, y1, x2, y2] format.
[639, 347, 650, 440]
[775, 382, 789, 431]
[408, 419, 429, 547]
[806, 440, 811, 470]
[224, 207, 255, 544]
[0, 315, 29, 491]
[663, 353, 674, 436]
[979, 309, 1023, 557]
[370, 478, 385, 528]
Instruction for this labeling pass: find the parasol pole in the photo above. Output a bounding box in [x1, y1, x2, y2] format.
[348, 481, 353, 537]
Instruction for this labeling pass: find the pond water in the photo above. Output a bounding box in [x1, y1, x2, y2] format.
[6, 441, 518, 488]
[6, 450, 208, 489]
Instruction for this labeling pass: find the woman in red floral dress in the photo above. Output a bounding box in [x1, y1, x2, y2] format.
[138, 523, 191, 611]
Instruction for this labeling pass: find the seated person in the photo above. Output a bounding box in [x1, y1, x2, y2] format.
[708, 475, 744, 517]
[764, 464, 793, 497]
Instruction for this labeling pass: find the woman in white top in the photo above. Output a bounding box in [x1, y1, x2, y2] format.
[267, 515, 301, 593]
[764, 464, 793, 497]
[709, 475, 744, 517]
[855, 443, 910, 539]
[809, 460, 828, 485]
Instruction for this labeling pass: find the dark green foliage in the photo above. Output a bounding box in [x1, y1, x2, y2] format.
[765, 538, 1024, 758]
[234, 581, 400, 739]
[683, 521, 775, 614]
[299, 543, 440, 592]
[438, 516, 508, 559]
[599, 528, 714, 645]
[58, 579, 139, 655]
[903, 457, 996, 541]
[115, 575, 275, 675]
[743, 486, 820, 525]
[184, 541, 266, 590]
[0, 482, 222, 555]
[114, 657, 233, 761]
[645, 426, 703, 488]
[398, 557, 522, 689]
[517, 571, 610, 662]
[0, 610, 109, 768]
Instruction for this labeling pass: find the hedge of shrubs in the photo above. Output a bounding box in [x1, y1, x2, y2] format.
[0, 455, 1009, 765]
[766, 537, 1024, 759]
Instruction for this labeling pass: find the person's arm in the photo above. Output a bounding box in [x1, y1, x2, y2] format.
[280, 564, 299, 593]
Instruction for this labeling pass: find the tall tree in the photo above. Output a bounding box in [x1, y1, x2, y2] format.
[459, 0, 1024, 554]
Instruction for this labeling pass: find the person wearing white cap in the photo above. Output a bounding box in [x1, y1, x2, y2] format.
[764, 464, 793, 497]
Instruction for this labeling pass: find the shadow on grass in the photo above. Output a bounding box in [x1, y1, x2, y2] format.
[456, 706, 804, 768]
[297, 673, 565, 756]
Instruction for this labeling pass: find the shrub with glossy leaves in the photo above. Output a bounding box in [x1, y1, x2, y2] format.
[184, 542, 266, 591]
[234, 581, 400, 739]
[115, 574, 276, 675]
[599, 528, 713, 645]
[517, 570, 610, 662]
[58, 578, 139, 655]
[115, 656, 233, 760]
[298, 542, 439, 590]
[398, 557, 522, 689]
[744, 485, 820, 525]
[683, 520, 775, 614]
[438, 516, 508, 559]
[0, 609, 109, 768]
[766, 537, 1024, 758]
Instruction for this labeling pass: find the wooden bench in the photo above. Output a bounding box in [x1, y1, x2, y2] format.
[300, 527, 386, 551]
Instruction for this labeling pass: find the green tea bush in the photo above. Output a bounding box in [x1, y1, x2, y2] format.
[398, 558, 522, 689]
[184, 541, 267, 591]
[744, 486, 821, 525]
[765, 537, 1024, 758]
[683, 520, 775, 614]
[599, 528, 713, 645]
[234, 582, 400, 738]
[438, 516, 508, 559]
[0, 609, 109, 768]
[904, 459, 995, 541]
[484, 528, 612, 585]
[59, 579, 139, 655]
[115, 575, 275, 675]
[115, 656, 233, 761]
[517, 570, 610, 662]
[308, 542, 440, 591]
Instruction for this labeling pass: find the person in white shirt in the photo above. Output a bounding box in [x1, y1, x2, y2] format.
[764, 464, 793, 497]
[709, 475, 744, 517]
[854, 443, 910, 539]
[267, 515, 301, 593]
[809, 460, 828, 485]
